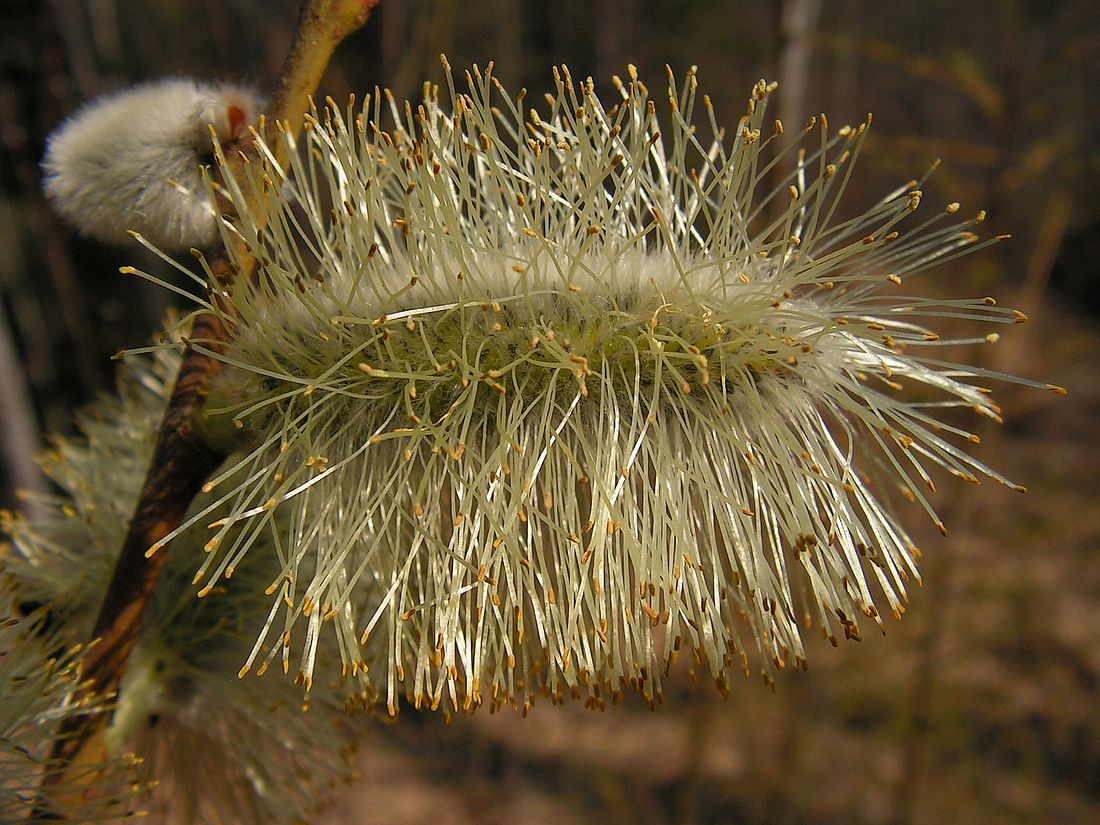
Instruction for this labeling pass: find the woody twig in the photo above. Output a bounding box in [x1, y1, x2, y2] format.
[36, 0, 381, 815]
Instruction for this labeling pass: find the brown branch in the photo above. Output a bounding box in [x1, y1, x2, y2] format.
[36, 0, 382, 815]
[269, 0, 382, 146]
[40, 312, 231, 790]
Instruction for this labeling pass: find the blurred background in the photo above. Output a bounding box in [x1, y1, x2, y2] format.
[1, 1, 1098, 823]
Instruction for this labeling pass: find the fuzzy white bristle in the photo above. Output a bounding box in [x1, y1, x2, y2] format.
[126, 63, 1045, 713]
[42, 78, 261, 250]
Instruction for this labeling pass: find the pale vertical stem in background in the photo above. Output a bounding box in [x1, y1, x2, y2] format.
[0, 307, 48, 510]
[890, 6, 1029, 820]
[0, 78, 104, 399]
[830, 0, 862, 122]
[204, 0, 238, 72]
[381, 0, 409, 87]
[494, 0, 522, 79]
[385, 0, 456, 100]
[596, 0, 629, 90]
[426, 0, 458, 74]
[548, 0, 580, 65]
[1015, 187, 1072, 328]
[46, 0, 108, 98]
[777, 0, 821, 135]
[87, 0, 123, 68]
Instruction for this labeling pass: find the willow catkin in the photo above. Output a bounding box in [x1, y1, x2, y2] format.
[43, 78, 261, 250]
[121, 63, 1062, 716]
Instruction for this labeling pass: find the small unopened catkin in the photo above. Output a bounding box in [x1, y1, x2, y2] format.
[42, 78, 261, 250]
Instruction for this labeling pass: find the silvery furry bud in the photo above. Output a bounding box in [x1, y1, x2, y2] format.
[42, 78, 261, 250]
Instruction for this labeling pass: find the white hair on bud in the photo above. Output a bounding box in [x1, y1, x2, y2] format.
[42, 78, 261, 250]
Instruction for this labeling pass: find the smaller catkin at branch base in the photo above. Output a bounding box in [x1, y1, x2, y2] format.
[39, 311, 230, 795]
[34, 0, 383, 814]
